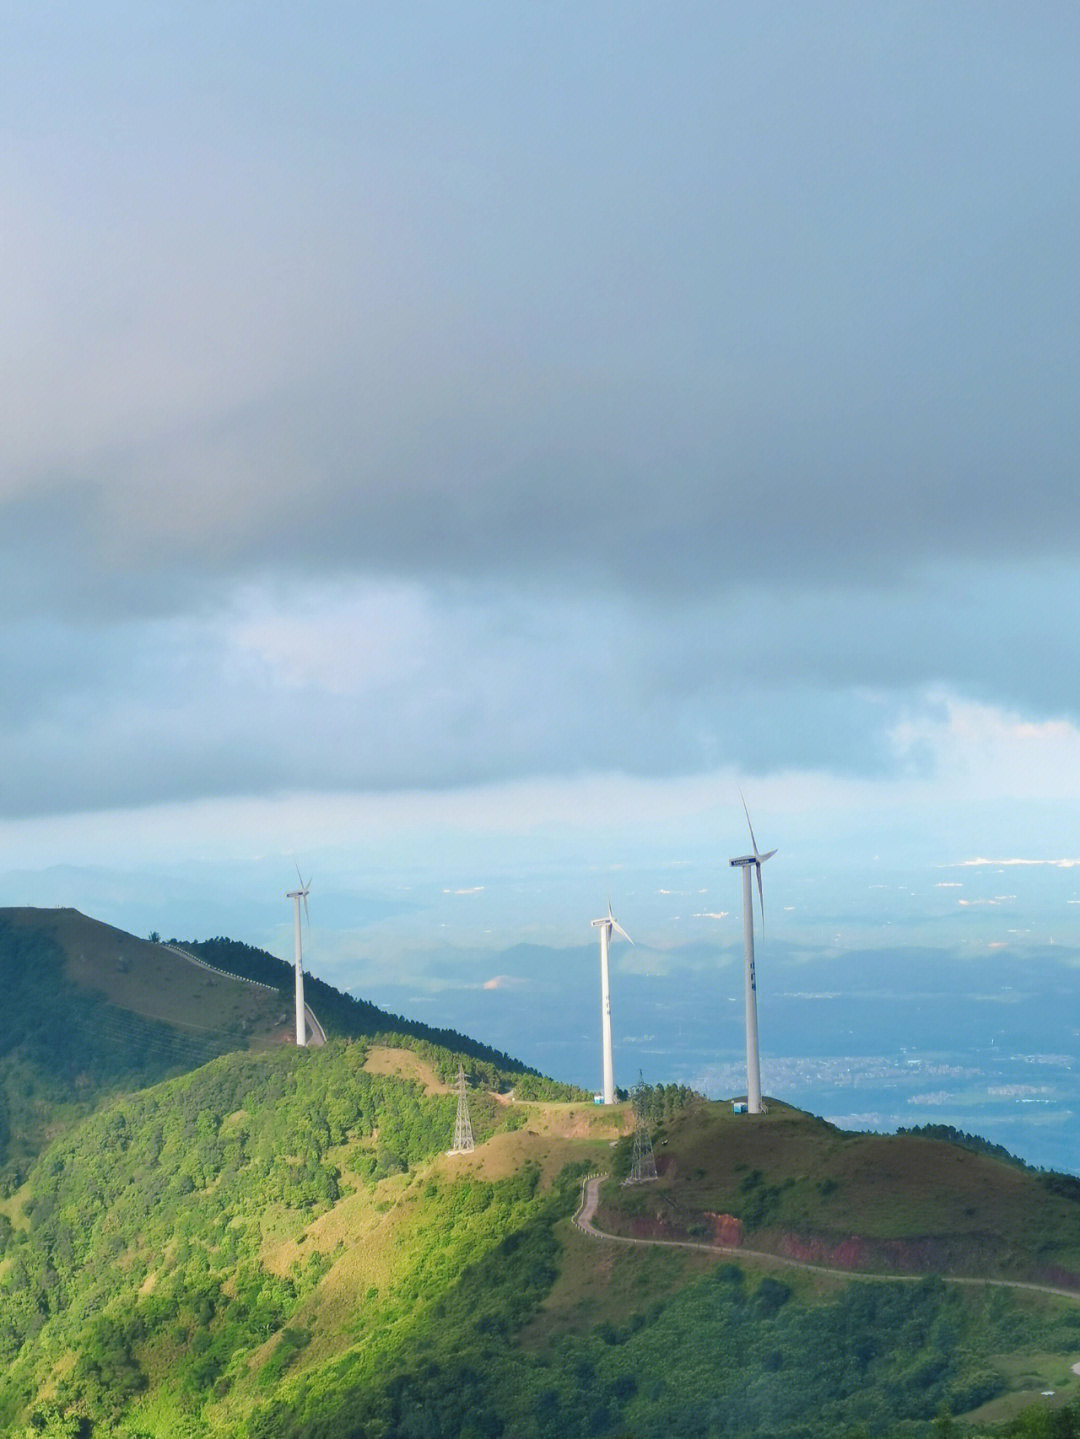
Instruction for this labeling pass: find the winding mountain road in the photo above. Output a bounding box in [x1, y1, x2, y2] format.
[572, 1175, 1080, 1302]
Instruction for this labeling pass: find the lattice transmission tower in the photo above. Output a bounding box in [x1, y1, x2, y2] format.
[625, 1072, 658, 1184]
[448, 1063, 475, 1155]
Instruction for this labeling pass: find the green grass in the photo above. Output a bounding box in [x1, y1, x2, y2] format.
[0, 907, 581, 1193]
[597, 1100, 1080, 1285]
[966, 1348, 1080, 1426]
[0, 911, 289, 1190]
[9, 907, 287, 1040]
[11, 918, 1080, 1436]
[8, 1059, 1080, 1437]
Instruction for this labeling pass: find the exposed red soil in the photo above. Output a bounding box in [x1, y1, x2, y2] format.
[705, 1212, 745, 1247]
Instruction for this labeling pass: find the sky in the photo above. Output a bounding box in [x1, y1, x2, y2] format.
[4, 5, 1080, 1152]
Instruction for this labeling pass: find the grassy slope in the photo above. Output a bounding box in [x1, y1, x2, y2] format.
[0, 910, 291, 1189]
[0, 908, 586, 1191]
[177, 934, 573, 1088]
[7, 909, 287, 1041]
[5, 913, 1080, 1439]
[0, 1040, 612, 1435]
[2, 909, 560, 1077]
[6, 1056, 1080, 1436]
[596, 1100, 1080, 1285]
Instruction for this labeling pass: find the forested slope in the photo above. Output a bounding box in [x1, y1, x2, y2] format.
[0, 1040, 607, 1436]
[0, 914, 250, 1188]
[178, 935, 584, 1097]
[0, 909, 585, 1191]
[5, 1049, 1080, 1437]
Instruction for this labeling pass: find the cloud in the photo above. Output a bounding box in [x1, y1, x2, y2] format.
[3, 7, 1080, 830]
[892, 692, 1080, 801]
[482, 975, 526, 991]
[9, 556, 1080, 823]
[959, 859, 1080, 869]
[780, 993, 842, 1002]
[4, 10, 1080, 620]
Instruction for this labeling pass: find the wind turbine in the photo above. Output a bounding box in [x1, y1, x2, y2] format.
[286, 868, 311, 1048]
[729, 795, 776, 1114]
[590, 902, 632, 1105]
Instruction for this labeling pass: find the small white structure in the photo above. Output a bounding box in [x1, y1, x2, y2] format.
[590, 903, 632, 1105]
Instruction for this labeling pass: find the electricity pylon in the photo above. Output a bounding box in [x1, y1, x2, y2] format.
[448, 1063, 475, 1155]
[625, 1072, 658, 1184]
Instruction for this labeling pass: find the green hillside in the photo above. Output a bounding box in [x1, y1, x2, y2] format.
[4, 1041, 1080, 1437]
[175, 934, 578, 1092]
[0, 1040, 622, 1438]
[0, 910, 282, 1189]
[6, 910, 1080, 1437]
[0, 909, 574, 1190]
[597, 1100, 1080, 1287]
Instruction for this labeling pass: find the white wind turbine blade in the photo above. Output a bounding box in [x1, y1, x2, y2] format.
[754, 861, 765, 928]
[738, 791, 775, 926]
[606, 899, 633, 945]
[739, 788, 762, 860]
[293, 864, 311, 919]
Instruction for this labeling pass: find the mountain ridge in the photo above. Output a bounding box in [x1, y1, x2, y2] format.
[7, 1050, 1080, 1437]
[5, 909, 1080, 1436]
[0, 907, 581, 1189]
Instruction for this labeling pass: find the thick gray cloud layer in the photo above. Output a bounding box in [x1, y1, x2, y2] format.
[3, 5, 1080, 816]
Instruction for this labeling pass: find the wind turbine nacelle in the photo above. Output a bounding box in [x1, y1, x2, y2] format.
[730, 850, 775, 868]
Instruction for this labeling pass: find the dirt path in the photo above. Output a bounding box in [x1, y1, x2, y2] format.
[572, 1175, 1080, 1302]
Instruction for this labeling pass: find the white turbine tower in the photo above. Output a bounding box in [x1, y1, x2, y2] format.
[590, 902, 632, 1105]
[729, 796, 776, 1115]
[286, 868, 311, 1048]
